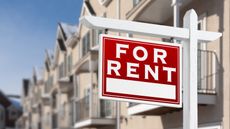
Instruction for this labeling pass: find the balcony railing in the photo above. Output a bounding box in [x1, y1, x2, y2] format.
[52, 113, 58, 129]
[75, 95, 89, 122]
[129, 50, 220, 108]
[75, 91, 115, 123]
[33, 88, 42, 103]
[70, 100, 75, 126]
[197, 49, 218, 94]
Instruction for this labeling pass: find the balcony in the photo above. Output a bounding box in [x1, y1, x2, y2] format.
[44, 80, 53, 95]
[126, 0, 192, 24]
[73, 50, 98, 74]
[32, 89, 42, 107]
[128, 50, 220, 115]
[41, 93, 51, 105]
[58, 75, 73, 93]
[74, 91, 116, 128]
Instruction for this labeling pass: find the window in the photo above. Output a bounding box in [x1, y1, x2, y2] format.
[74, 75, 79, 98]
[59, 62, 65, 79]
[46, 113, 50, 126]
[45, 61, 50, 72]
[67, 54, 72, 74]
[84, 88, 90, 108]
[57, 39, 66, 51]
[101, 100, 112, 117]
[82, 32, 90, 57]
[60, 102, 66, 118]
[93, 29, 103, 47]
[70, 101, 74, 126]
[197, 13, 207, 91]
[133, 0, 141, 7]
[45, 76, 53, 93]
[198, 13, 207, 50]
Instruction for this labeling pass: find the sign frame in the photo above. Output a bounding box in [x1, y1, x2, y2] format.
[98, 34, 182, 108]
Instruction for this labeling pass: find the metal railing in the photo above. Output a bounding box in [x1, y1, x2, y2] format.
[197, 49, 219, 94]
[75, 95, 90, 122]
[75, 91, 115, 123]
[69, 100, 75, 126]
[52, 113, 58, 129]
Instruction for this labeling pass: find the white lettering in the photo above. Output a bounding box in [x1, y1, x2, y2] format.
[107, 60, 121, 76]
[144, 65, 159, 80]
[163, 67, 176, 82]
[133, 46, 148, 61]
[127, 63, 139, 78]
[116, 44, 129, 58]
[154, 48, 167, 64]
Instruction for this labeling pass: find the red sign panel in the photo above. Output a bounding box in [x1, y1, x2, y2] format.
[99, 34, 182, 107]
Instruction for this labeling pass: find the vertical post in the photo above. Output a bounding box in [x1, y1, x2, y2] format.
[116, 1, 121, 129]
[172, 0, 181, 27]
[182, 9, 198, 129]
[172, 0, 181, 43]
[73, 75, 76, 125]
[89, 59, 93, 118]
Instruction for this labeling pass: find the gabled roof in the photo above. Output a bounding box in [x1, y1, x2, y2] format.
[45, 49, 54, 72]
[59, 23, 77, 40]
[53, 22, 77, 66]
[56, 22, 77, 52]
[22, 79, 30, 97]
[84, 0, 96, 16]
[77, 0, 96, 38]
[32, 67, 44, 84]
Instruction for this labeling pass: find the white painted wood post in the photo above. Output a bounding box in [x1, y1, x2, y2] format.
[182, 9, 198, 129]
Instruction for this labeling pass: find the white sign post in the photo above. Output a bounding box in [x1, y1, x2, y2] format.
[182, 10, 198, 129]
[80, 9, 222, 129]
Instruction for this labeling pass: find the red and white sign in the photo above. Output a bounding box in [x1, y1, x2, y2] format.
[99, 34, 182, 108]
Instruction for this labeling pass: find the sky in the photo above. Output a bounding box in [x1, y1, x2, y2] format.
[0, 0, 83, 95]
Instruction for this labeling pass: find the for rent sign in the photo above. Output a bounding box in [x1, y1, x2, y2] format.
[99, 34, 182, 107]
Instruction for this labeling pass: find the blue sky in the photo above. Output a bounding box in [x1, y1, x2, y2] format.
[0, 0, 83, 95]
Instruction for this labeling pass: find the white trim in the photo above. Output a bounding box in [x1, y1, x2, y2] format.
[128, 93, 216, 115]
[198, 94, 216, 104]
[169, 122, 222, 129]
[83, 2, 93, 16]
[128, 104, 160, 115]
[80, 16, 222, 42]
[74, 118, 115, 129]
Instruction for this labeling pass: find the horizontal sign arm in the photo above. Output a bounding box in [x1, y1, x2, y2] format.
[80, 16, 222, 42]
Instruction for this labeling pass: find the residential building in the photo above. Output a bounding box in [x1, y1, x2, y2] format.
[17, 0, 230, 129]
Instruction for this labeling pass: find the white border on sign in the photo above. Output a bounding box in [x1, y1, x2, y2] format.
[98, 34, 182, 108]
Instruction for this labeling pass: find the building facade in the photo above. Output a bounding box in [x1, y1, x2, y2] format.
[16, 0, 230, 129]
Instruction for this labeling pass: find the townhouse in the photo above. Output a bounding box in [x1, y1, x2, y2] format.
[16, 0, 230, 129]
